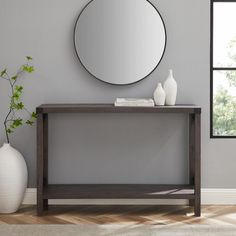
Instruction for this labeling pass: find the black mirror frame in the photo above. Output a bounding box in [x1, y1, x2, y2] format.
[73, 0, 167, 86]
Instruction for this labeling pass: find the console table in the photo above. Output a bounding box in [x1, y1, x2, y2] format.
[36, 104, 201, 216]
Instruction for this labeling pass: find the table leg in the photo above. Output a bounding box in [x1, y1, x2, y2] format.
[37, 113, 48, 215]
[189, 114, 195, 207]
[194, 113, 201, 216]
[190, 113, 201, 216]
[189, 113, 201, 216]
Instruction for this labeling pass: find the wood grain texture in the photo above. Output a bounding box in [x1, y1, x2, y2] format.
[36, 104, 201, 114]
[37, 113, 48, 215]
[37, 113, 44, 215]
[0, 205, 235, 225]
[43, 184, 195, 199]
[189, 114, 195, 207]
[194, 113, 201, 216]
[36, 104, 202, 216]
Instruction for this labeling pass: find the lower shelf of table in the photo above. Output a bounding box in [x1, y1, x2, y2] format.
[42, 184, 195, 200]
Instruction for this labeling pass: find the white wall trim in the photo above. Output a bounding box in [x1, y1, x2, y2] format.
[22, 188, 236, 205]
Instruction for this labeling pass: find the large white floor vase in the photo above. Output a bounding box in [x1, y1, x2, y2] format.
[0, 143, 27, 213]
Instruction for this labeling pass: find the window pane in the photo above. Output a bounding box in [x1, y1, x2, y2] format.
[213, 70, 236, 136]
[213, 3, 236, 67]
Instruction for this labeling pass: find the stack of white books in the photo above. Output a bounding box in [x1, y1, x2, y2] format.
[114, 98, 155, 107]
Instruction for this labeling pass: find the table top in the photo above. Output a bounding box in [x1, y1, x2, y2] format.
[36, 104, 201, 114]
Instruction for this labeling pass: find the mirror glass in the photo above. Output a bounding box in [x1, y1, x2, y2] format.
[74, 0, 166, 85]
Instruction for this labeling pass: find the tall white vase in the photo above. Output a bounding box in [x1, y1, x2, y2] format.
[0, 143, 27, 213]
[164, 69, 178, 106]
[153, 83, 166, 106]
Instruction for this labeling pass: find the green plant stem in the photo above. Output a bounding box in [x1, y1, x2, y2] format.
[0, 75, 12, 143]
[1, 57, 35, 143]
[3, 72, 17, 143]
[3, 109, 11, 143]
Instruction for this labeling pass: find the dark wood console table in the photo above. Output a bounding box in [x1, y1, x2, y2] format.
[36, 104, 201, 216]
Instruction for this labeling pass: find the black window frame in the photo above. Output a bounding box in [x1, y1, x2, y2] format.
[210, 0, 236, 138]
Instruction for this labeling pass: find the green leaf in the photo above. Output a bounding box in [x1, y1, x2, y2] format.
[0, 69, 7, 77]
[12, 85, 23, 101]
[31, 112, 37, 119]
[10, 102, 14, 109]
[22, 65, 27, 72]
[15, 85, 23, 93]
[22, 65, 34, 73]
[6, 128, 13, 134]
[12, 119, 23, 128]
[8, 119, 23, 130]
[9, 123, 15, 129]
[28, 66, 34, 73]
[15, 102, 24, 110]
[26, 56, 33, 61]
[12, 92, 20, 100]
[26, 120, 34, 126]
[11, 76, 17, 80]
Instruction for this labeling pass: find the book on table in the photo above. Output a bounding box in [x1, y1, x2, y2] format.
[114, 98, 155, 107]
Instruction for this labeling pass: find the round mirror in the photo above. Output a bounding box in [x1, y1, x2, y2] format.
[74, 0, 166, 85]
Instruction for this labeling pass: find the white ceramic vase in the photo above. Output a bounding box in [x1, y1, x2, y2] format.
[164, 69, 177, 106]
[154, 83, 166, 106]
[0, 143, 27, 213]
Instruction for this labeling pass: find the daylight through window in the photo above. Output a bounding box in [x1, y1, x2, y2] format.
[211, 0, 236, 137]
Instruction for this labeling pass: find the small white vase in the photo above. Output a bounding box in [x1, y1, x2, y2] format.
[164, 69, 178, 106]
[0, 143, 27, 213]
[154, 83, 166, 106]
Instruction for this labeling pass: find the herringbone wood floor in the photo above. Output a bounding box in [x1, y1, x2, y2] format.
[1, 205, 236, 225]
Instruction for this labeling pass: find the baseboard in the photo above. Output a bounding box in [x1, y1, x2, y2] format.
[22, 188, 236, 205]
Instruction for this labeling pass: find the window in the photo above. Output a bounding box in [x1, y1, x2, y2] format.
[211, 0, 236, 137]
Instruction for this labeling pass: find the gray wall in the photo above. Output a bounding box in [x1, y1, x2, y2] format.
[0, 0, 233, 188]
